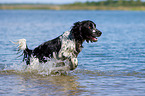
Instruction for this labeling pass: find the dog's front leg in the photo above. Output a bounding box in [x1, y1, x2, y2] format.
[58, 52, 78, 70]
[69, 58, 78, 70]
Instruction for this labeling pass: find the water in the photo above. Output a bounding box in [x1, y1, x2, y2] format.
[0, 10, 145, 95]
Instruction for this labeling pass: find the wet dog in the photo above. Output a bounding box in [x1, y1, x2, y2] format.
[14, 20, 102, 70]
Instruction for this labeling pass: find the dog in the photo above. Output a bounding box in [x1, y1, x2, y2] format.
[14, 20, 102, 71]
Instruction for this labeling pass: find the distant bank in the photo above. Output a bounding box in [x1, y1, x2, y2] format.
[0, 4, 145, 11]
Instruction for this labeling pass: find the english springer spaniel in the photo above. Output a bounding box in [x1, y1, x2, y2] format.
[14, 20, 102, 71]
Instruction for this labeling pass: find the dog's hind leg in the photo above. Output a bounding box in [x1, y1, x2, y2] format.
[23, 48, 32, 65]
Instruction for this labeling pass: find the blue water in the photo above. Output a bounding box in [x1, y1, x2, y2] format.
[0, 10, 145, 96]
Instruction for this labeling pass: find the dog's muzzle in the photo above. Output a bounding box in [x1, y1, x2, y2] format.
[89, 29, 102, 42]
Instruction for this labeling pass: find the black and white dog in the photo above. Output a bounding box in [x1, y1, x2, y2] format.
[14, 20, 102, 71]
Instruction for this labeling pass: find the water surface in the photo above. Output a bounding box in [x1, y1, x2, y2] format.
[0, 10, 145, 95]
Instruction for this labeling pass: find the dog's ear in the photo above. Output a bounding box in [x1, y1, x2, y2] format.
[72, 21, 82, 32]
[73, 21, 81, 27]
[71, 21, 83, 41]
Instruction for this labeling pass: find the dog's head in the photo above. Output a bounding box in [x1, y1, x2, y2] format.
[71, 20, 102, 43]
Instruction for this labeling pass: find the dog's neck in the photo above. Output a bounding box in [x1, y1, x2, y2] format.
[70, 31, 84, 44]
[70, 31, 84, 55]
[60, 31, 84, 57]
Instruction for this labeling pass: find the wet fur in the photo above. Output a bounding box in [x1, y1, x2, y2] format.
[17, 20, 102, 70]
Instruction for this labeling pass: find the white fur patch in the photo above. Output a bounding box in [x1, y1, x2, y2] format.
[58, 31, 77, 59]
[11, 39, 27, 51]
[58, 31, 79, 69]
[93, 30, 96, 33]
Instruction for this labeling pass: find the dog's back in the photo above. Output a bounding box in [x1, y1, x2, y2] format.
[32, 37, 61, 63]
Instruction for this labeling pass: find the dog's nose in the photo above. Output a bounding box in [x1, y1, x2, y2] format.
[97, 31, 102, 37]
[99, 31, 102, 36]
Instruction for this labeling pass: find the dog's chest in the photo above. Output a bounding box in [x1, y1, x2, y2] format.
[58, 31, 79, 58]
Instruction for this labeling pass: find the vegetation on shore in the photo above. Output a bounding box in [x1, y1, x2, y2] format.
[0, 0, 145, 10]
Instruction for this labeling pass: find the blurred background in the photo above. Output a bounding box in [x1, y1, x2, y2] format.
[0, 0, 145, 10]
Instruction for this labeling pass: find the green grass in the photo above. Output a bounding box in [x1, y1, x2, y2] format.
[0, 4, 145, 11]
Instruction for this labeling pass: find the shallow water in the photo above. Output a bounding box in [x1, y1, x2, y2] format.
[0, 10, 145, 95]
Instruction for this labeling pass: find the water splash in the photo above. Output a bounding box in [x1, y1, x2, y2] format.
[3, 57, 71, 76]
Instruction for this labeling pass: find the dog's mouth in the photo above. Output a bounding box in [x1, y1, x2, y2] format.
[86, 36, 98, 42]
[90, 36, 98, 42]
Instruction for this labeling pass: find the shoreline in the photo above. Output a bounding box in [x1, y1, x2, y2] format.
[0, 4, 145, 11]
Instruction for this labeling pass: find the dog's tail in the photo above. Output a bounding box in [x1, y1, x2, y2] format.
[11, 39, 27, 51]
[12, 39, 32, 65]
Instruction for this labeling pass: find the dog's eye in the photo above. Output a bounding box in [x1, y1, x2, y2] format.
[89, 24, 93, 29]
